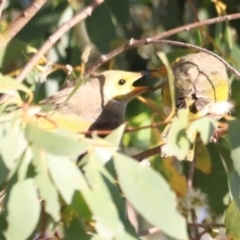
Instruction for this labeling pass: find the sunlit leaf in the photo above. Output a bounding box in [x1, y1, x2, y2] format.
[32, 146, 60, 222]
[25, 123, 87, 157]
[6, 179, 40, 240]
[105, 124, 125, 148]
[83, 154, 125, 238]
[161, 109, 190, 160]
[114, 152, 188, 240]
[188, 117, 216, 144]
[163, 157, 187, 197]
[225, 200, 240, 239]
[0, 74, 33, 103]
[47, 154, 89, 204]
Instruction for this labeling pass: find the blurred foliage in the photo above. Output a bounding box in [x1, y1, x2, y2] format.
[1, 0, 240, 240]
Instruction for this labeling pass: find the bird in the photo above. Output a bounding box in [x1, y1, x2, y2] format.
[160, 52, 233, 160]
[35, 70, 149, 134]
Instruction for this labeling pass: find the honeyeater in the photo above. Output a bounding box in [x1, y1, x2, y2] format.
[35, 70, 149, 133]
[161, 52, 233, 160]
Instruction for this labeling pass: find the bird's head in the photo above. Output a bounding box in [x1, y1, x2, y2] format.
[97, 70, 149, 104]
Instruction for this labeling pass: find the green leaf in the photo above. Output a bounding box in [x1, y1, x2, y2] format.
[161, 109, 190, 160]
[0, 120, 27, 169]
[64, 215, 90, 240]
[105, 124, 126, 148]
[82, 155, 124, 238]
[195, 143, 229, 215]
[188, 117, 216, 144]
[114, 152, 188, 240]
[225, 200, 240, 239]
[25, 123, 87, 157]
[6, 179, 40, 240]
[0, 74, 33, 103]
[47, 153, 88, 204]
[32, 146, 60, 222]
[105, 0, 130, 25]
[0, 156, 8, 185]
[85, 3, 116, 53]
[230, 170, 240, 209]
[228, 120, 240, 175]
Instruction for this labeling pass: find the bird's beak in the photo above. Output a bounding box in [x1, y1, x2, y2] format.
[131, 70, 150, 95]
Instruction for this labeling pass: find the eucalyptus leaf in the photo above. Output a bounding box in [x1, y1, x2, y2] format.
[83, 155, 124, 238]
[6, 179, 40, 240]
[225, 200, 240, 239]
[114, 152, 188, 240]
[228, 120, 240, 175]
[25, 123, 87, 157]
[47, 153, 89, 204]
[32, 146, 60, 222]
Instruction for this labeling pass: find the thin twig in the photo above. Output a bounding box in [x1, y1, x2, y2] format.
[138, 227, 160, 237]
[0, 0, 105, 104]
[132, 145, 162, 162]
[0, 0, 47, 48]
[156, 40, 240, 78]
[188, 223, 225, 228]
[86, 12, 240, 75]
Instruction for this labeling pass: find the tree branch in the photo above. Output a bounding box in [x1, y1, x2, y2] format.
[85, 12, 240, 75]
[0, 0, 105, 104]
[0, 0, 47, 48]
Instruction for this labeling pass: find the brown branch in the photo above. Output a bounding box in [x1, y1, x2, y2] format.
[188, 223, 225, 228]
[0, 0, 105, 104]
[138, 227, 160, 237]
[85, 12, 240, 75]
[132, 145, 162, 162]
[0, 0, 47, 48]
[16, 0, 104, 83]
[156, 40, 240, 78]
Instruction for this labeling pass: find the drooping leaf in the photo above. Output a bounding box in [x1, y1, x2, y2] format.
[0, 119, 27, 169]
[47, 153, 89, 204]
[82, 154, 125, 239]
[32, 146, 60, 222]
[25, 123, 87, 157]
[194, 141, 212, 175]
[114, 152, 188, 240]
[163, 157, 187, 197]
[187, 117, 216, 144]
[6, 179, 40, 240]
[194, 143, 229, 215]
[229, 170, 240, 209]
[228, 119, 240, 175]
[0, 74, 33, 103]
[161, 109, 190, 160]
[85, 3, 116, 53]
[225, 200, 240, 240]
[105, 124, 126, 148]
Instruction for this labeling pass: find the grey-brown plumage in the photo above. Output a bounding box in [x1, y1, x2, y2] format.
[38, 70, 148, 133]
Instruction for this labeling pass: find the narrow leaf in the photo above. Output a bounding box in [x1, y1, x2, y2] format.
[114, 152, 188, 240]
[6, 179, 40, 240]
[47, 154, 88, 204]
[25, 123, 87, 157]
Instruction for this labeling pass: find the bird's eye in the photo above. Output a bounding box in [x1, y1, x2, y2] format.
[118, 79, 126, 85]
